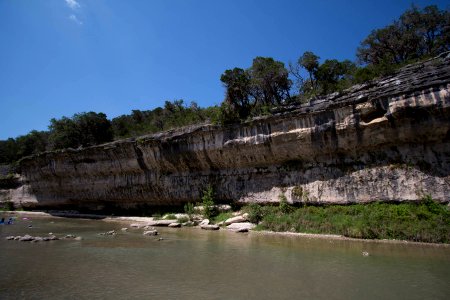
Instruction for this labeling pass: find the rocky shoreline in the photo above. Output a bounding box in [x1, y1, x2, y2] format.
[2, 210, 448, 247]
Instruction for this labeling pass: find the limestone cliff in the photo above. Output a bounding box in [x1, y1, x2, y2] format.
[9, 55, 450, 210]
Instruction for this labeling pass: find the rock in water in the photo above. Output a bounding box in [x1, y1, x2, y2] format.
[143, 230, 158, 236]
[201, 224, 220, 230]
[19, 235, 34, 242]
[226, 222, 256, 232]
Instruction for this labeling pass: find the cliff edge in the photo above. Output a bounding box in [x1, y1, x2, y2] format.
[8, 54, 450, 210]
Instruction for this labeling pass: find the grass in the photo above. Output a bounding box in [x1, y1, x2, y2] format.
[212, 212, 233, 224]
[243, 197, 450, 243]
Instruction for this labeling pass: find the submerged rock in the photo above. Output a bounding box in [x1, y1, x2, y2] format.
[201, 224, 220, 230]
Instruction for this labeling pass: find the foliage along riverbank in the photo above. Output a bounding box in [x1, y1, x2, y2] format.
[2, 196, 449, 245]
[242, 196, 450, 244]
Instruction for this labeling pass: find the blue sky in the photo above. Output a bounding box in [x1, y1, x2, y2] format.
[0, 0, 448, 139]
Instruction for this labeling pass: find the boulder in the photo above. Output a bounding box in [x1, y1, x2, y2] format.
[168, 222, 181, 228]
[199, 219, 210, 226]
[224, 215, 246, 225]
[216, 204, 232, 212]
[19, 235, 34, 242]
[65, 234, 76, 239]
[5, 236, 15, 240]
[227, 222, 256, 232]
[130, 223, 141, 228]
[48, 235, 59, 240]
[121, 228, 128, 231]
[147, 220, 177, 226]
[201, 224, 220, 230]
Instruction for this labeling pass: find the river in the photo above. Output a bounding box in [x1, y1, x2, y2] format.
[0, 215, 449, 299]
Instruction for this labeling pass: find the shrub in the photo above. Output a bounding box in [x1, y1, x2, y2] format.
[184, 202, 195, 220]
[278, 193, 293, 214]
[244, 203, 264, 224]
[201, 185, 216, 219]
[177, 216, 189, 223]
[5, 201, 14, 211]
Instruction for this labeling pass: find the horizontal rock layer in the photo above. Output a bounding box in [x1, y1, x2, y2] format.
[12, 55, 450, 209]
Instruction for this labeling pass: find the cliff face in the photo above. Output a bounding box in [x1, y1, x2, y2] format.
[12, 55, 450, 210]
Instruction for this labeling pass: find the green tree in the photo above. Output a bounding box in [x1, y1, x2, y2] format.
[248, 56, 292, 107]
[49, 112, 113, 149]
[298, 51, 320, 92]
[0, 138, 18, 164]
[315, 59, 356, 94]
[357, 5, 449, 66]
[201, 185, 215, 219]
[220, 67, 252, 120]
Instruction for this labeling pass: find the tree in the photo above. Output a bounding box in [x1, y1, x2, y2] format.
[49, 112, 113, 149]
[15, 131, 49, 158]
[357, 5, 450, 66]
[220, 68, 252, 119]
[298, 51, 320, 91]
[315, 59, 356, 94]
[248, 57, 292, 107]
[0, 138, 18, 164]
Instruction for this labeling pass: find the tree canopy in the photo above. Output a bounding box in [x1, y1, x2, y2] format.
[1, 4, 448, 165]
[357, 5, 449, 66]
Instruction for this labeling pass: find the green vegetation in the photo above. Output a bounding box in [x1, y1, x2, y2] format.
[0, 5, 448, 165]
[201, 185, 216, 219]
[164, 214, 177, 220]
[0, 201, 15, 211]
[184, 202, 195, 220]
[212, 212, 233, 224]
[244, 197, 450, 243]
[176, 216, 190, 223]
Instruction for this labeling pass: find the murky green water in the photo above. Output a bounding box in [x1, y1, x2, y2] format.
[0, 214, 449, 300]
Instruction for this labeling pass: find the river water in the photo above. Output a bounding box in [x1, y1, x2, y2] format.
[0, 215, 449, 300]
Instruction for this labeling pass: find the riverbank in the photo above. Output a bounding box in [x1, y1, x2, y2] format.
[2, 208, 449, 247]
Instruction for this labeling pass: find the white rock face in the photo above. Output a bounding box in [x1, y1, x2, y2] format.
[5, 57, 450, 209]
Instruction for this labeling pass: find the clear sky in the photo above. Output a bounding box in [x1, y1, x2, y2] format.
[0, 0, 448, 139]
